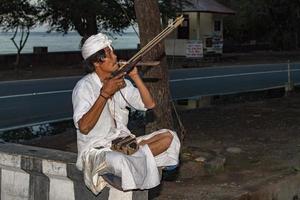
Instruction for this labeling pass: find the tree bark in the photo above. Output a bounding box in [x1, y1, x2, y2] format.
[134, 0, 173, 132]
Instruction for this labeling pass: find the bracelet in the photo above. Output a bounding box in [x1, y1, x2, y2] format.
[100, 88, 111, 99]
[100, 93, 109, 100]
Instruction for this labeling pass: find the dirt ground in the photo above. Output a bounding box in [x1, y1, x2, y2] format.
[3, 52, 300, 199]
[151, 90, 300, 199]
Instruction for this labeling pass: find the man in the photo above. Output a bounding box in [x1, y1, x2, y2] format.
[72, 33, 180, 197]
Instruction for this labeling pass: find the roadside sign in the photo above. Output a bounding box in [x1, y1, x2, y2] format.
[186, 40, 203, 58]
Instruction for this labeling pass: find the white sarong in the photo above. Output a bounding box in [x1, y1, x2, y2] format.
[82, 129, 180, 195]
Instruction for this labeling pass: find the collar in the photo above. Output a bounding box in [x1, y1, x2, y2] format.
[91, 72, 103, 87]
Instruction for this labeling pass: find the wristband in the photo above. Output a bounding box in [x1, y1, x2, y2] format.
[100, 93, 109, 100]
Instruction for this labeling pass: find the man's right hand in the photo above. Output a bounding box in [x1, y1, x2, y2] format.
[101, 72, 126, 98]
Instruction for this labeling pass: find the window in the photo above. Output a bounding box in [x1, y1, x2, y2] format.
[206, 38, 213, 47]
[177, 15, 189, 39]
[214, 20, 221, 32]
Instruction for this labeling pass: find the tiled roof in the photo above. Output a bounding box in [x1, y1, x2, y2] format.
[182, 0, 235, 14]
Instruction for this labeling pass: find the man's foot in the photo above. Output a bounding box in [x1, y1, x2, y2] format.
[102, 173, 123, 191]
[162, 165, 179, 181]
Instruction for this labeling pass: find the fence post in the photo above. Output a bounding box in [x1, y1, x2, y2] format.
[285, 60, 294, 95]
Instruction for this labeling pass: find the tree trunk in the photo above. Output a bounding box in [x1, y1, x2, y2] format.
[134, 0, 173, 132]
[14, 51, 21, 71]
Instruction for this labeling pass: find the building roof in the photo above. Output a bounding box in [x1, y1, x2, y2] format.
[182, 0, 235, 15]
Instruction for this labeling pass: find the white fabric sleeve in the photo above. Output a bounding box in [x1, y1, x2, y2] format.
[72, 83, 94, 128]
[124, 79, 147, 111]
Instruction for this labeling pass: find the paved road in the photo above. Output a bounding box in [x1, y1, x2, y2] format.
[169, 63, 300, 99]
[0, 63, 299, 131]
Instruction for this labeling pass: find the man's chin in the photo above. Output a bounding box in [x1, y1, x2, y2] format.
[112, 64, 119, 72]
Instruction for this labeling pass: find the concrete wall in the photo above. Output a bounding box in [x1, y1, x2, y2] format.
[0, 142, 147, 200]
[165, 12, 225, 56]
[188, 12, 215, 39]
[165, 39, 187, 56]
[199, 13, 214, 38]
[188, 12, 223, 39]
[0, 49, 137, 70]
[166, 12, 220, 41]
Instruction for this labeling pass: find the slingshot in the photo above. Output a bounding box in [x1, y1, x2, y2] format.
[111, 15, 184, 77]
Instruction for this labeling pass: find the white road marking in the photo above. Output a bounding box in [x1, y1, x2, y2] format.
[0, 90, 72, 99]
[170, 69, 300, 82]
[1, 68, 300, 99]
[0, 76, 81, 84]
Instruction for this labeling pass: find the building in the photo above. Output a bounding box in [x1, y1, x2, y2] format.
[165, 0, 235, 58]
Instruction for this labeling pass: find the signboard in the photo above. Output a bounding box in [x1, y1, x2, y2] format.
[212, 36, 223, 54]
[186, 40, 203, 58]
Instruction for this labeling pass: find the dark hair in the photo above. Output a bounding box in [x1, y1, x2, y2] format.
[83, 49, 106, 73]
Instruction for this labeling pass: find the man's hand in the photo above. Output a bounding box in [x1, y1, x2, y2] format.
[101, 72, 126, 98]
[128, 66, 139, 79]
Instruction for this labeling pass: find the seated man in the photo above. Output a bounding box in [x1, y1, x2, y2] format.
[72, 33, 180, 197]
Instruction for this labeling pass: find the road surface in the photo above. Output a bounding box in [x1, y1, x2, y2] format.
[0, 63, 299, 131]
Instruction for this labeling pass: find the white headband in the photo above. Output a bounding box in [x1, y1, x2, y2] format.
[81, 33, 112, 60]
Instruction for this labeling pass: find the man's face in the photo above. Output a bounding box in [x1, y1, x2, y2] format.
[99, 46, 118, 73]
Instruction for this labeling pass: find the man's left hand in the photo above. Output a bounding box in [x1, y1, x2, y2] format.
[128, 66, 139, 79]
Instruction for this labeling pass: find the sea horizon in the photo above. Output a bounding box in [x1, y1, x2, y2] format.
[0, 31, 140, 55]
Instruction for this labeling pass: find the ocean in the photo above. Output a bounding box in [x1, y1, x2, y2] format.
[0, 31, 140, 54]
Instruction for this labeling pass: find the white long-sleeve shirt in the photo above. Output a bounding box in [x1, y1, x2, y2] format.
[72, 72, 146, 170]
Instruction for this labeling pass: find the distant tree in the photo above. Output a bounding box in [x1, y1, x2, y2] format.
[217, 0, 270, 43]
[38, 0, 135, 40]
[217, 0, 300, 50]
[159, 0, 190, 27]
[0, 0, 39, 68]
[38, 0, 188, 39]
[266, 0, 300, 50]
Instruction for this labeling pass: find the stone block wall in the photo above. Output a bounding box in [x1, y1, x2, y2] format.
[0, 143, 147, 200]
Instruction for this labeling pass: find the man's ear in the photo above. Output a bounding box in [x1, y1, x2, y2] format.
[94, 55, 106, 66]
[93, 60, 101, 68]
[99, 54, 106, 62]
[99, 57, 106, 62]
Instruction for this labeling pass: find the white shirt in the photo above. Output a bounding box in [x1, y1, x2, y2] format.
[72, 72, 147, 170]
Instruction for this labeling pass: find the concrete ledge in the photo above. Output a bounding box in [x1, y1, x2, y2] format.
[238, 173, 300, 200]
[0, 143, 147, 200]
[0, 49, 138, 69]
